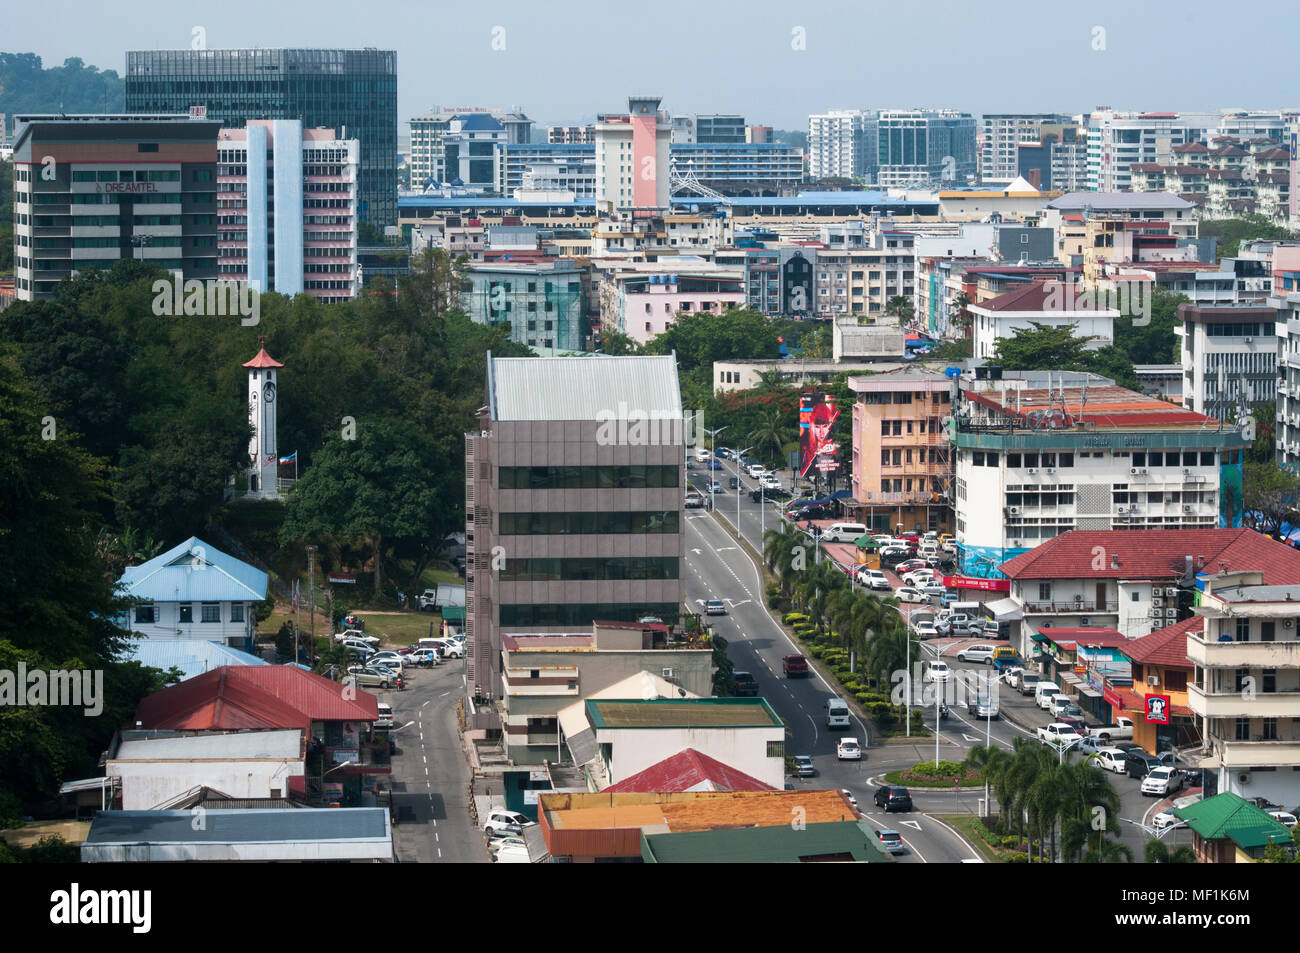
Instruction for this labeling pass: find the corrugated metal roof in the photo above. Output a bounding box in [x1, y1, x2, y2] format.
[1175, 793, 1292, 849]
[642, 819, 891, 863]
[118, 537, 268, 603]
[112, 729, 301, 762]
[122, 639, 268, 681]
[83, 808, 389, 845]
[490, 355, 682, 422]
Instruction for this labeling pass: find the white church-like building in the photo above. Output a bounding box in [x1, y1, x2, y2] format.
[244, 340, 284, 499]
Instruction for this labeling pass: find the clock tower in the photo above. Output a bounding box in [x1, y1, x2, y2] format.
[243, 337, 284, 500]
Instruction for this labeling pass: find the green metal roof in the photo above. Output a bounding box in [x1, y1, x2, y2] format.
[1173, 792, 1293, 850]
[640, 820, 894, 863]
[586, 697, 784, 730]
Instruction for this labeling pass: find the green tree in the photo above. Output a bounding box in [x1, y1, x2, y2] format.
[885, 295, 915, 325]
[991, 322, 1138, 390]
[1197, 214, 1297, 259]
[1248, 401, 1277, 465]
[596, 328, 643, 355]
[1113, 287, 1186, 366]
[748, 405, 791, 470]
[1145, 839, 1198, 863]
[1243, 461, 1298, 537]
[281, 419, 443, 599]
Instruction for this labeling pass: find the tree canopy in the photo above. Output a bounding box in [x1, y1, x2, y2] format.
[990, 322, 1139, 390]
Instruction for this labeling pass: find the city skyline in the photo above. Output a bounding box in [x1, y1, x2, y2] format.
[9, 0, 1300, 133]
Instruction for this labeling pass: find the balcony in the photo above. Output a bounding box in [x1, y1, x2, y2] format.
[1189, 685, 1300, 718]
[1210, 738, 1300, 769]
[1187, 634, 1300, 669]
[1023, 601, 1119, 614]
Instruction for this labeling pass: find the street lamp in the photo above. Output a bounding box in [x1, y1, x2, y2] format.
[734, 444, 754, 537]
[703, 425, 727, 511]
[885, 604, 915, 737]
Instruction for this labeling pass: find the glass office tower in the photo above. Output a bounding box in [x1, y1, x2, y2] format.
[126, 49, 397, 229]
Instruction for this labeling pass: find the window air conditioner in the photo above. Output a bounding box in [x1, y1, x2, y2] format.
[1150, 619, 1163, 629]
[1153, 597, 1164, 607]
[1008, 506, 1020, 514]
[1239, 773, 1251, 785]
[1117, 505, 1128, 514]
[1147, 675, 1160, 686]
[1129, 467, 1140, 475]
[661, 667, 675, 679]
[1183, 504, 1193, 513]
[1166, 608, 1177, 618]
[1047, 467, 1057, 474]
[1165, 587, 1178, 597]
[1079, 617, 1090, 626]
[1027, 468, 1038, 474]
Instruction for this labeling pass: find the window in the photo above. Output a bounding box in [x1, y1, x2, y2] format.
[1038, 583, 1051, 601]
[1131, 591, 1140, 602]
[1236, 618, 1250, 642]
[201, 603, 221, 623]
[1235, 717, 1250, 741]
[767, 741, 785, 759]
[179, 605, 193, 623]
[1263, 669, 1277, 693]
[134, 606, 157, 624]
[1262, 718, 1278, 740]
[230, 603, 245, 623]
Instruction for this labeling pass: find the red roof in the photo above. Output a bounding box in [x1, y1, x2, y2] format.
[975, 281, 1114, 314]
[1001, 529, 1300, 583]
[961, 384, 1214, 429]
[1119, 617, 1200, 668]
[242, 347, 284, 369]
[1173, 142, 1209, 153]
[135, 666, 378, 730]
[604, 748, 775, 793]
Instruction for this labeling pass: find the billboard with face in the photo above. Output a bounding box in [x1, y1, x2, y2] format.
[799, 393, 840, 479]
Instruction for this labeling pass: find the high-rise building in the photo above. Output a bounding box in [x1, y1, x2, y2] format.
[875, 109, 976, 187]
[980, 113, 1073, 183]
[807, 109, 875, 180]
[694, 115, 746, 144]
[125, 49, 397, 229]
[10, 114, 220, 301]
[548, 124, 594, 144]
[217, 121, 360, 302]
[1085, 108, 1220, 192]
[595, 97, 671, 210]
[463, 354, 686, 705]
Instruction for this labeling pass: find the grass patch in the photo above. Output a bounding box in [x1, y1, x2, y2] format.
[258, 608, 443, 648]
[939, 815, 1007, 863]
[883, 764, 984, 787]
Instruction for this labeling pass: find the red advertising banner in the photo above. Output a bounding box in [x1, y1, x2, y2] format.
[799, 393, 840, 479]
[1103, 686, 1124, 711]
[940, 575, 1010, 592]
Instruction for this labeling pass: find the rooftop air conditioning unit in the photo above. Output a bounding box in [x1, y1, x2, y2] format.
[1153, 597, 1164, 607]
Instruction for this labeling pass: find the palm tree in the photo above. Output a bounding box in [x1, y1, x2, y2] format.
[762, 525, 806, 595]
[1145, 840, 1197, 863]
[885, 295, 914, 326]
[966, 744, 1012, 826]
[863, 625, 918, 692]
[748, 405, 787, 470]
[950, 293, 972, 333]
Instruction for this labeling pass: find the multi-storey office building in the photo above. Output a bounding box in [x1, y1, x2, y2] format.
[875, 110, 976, 187]
[848, 368, 954, 534]
[595, 98, 672, 210]
[464, 355, 686, 706]
[980, 113, 1073, 183]
[125, 49, 397, 229]
[694, 115, 747, 144]
[410, 107, 532, 187]
[462, 261, 588, 351]
[1177, 303, 1279, 420]
[953, 379, 1250, 580]
[216, 121, 359, 301]
[548, 125, 594, 145]
[1085, 108, 1221, 192]
[670, 143, 803, 195]
[11, 114, 220, 301]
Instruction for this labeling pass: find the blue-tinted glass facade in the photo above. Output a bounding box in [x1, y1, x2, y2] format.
[125, 49, 397, 228]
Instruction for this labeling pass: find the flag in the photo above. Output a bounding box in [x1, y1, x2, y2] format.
[279, 451, 298, 464]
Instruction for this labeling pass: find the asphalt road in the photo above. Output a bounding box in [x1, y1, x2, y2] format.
[384, 658, 486, 863]
[685, 455, 1194, 862]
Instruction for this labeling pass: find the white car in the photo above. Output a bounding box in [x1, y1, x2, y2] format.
[760, 476, 784, 491]
[333, 628, 379, 645]
[484, 810, 535, 836]
[1268, 810, 1298, 828]
[837, 737, 863, 761]
[1141, 766, 1186, 797]
[913, 621, 939, 640]
[902, 569, 937, 587]
[427, 637, 465, 658]
[1153, 794, 1202, 829]
[1090, 747, 1129, 774]
[916, 581, 947, 599]
[956, 644, 997, 664]
[487, 835, 528, 855]
[894, 587, 930, 604]
[856, 568, 890, 590]
[1000, 666, 1024, 686]
[746, 463, 768, 479]
[1037, 723, 1082, 745]
[924, 660, 950, 682]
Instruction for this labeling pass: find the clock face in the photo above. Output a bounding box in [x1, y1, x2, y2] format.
[264, 382, 276, 403]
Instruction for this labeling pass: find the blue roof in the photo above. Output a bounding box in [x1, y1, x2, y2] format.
[119, 537, 268, 603]
[123, 639, 269, 681]
[458, 114, 504, 131]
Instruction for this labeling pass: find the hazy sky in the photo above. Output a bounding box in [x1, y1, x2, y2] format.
[11, 0, 1300, 130]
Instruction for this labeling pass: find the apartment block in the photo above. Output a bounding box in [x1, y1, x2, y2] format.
[11, 114, 220, 301]
[1177, 303, 1279, 420]
[595, 97, 672, 210]
[848, 368, 954, 535]
[807, 109, 875, 180]
[216, 120, 360, 301]
[464, 355, 686, 709]
[954, 381, 1250, 581]
[980, 113, 1073, 184]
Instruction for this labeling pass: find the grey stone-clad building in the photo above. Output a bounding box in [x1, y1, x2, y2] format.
[464, 354, 686, 710]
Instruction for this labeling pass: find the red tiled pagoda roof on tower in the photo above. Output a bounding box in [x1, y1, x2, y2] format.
[243, 347, 284, 369]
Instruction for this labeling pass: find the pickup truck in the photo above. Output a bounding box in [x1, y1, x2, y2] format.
[782, 654, 810, 678]
[992, 654, 1023, 675]
[1086, 717, 1135, 742]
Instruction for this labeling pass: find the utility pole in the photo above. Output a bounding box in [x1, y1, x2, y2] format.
[307, 545, 317, 648]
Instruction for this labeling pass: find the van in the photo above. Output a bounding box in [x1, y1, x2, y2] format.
[825, 697, 851, 729]
[1034, 682, 1063, 710]
[375, 702, 394, 729]
[821, 522, 868, 543]
[1017, 672, 1042, 695]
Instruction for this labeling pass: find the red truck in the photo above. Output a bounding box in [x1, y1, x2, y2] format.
[783, 654, 810, 678]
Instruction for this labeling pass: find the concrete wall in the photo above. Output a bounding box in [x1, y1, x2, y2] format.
[602, 725, 786, 789]
[109, 758, 304, 810]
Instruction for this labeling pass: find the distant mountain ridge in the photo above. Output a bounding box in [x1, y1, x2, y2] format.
[0, 52, 125, 133]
